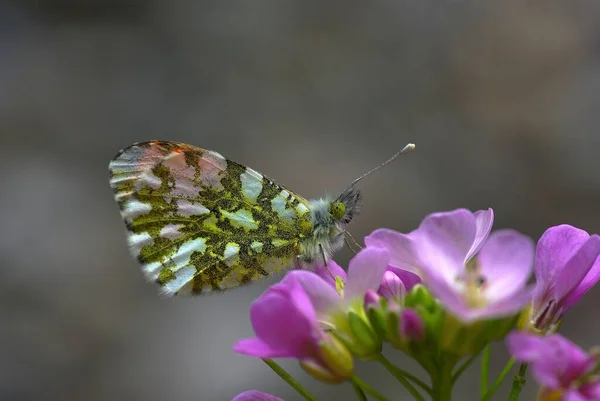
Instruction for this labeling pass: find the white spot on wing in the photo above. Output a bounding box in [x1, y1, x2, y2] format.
[136, 171, 162, 190]
[163, 266, 196, 294]
[163, 152, 196, 179]
[220, 209, 258, 230]
[199, 151, 227, 190]
[223, 242, 240, 267]
[250, 241, 263, 253]
[159, 224, 184, 239]
[142, 262, 162, 280]
[128, 232, 154, 257]
[171, 177, 199, 198]
[176, 237, 207, 260]
[177, 199, 210, 216]
[240, 167, 263, 202]
[271, 190, 296, 221]
[296, 203, 309, 215]
[123, 199, 152, 221]
[272, 239, 289, 247]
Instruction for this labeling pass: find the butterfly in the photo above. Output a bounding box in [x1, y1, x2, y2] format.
[109, 140, 414, 295]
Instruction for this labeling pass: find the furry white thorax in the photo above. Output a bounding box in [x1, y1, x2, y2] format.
[298, 186, 362, 267]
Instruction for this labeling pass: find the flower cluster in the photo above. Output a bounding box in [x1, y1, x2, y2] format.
[232, 209, 600, 401]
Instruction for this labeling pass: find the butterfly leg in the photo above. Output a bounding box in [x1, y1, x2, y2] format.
[318, 243, 337, 282]
[344, 230, 363, 252]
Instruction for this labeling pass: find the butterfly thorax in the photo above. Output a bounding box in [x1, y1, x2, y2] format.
[298, 187, 362, 266]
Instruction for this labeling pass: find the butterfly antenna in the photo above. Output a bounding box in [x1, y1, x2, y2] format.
[349, 143, 415, 187]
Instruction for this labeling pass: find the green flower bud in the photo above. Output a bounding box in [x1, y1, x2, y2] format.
[347, 310, 382, 359]
[405, 284, 437, 311]
[300, 335, 354, 383]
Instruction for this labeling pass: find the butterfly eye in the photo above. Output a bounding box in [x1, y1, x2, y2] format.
[330, 201, 346, 220]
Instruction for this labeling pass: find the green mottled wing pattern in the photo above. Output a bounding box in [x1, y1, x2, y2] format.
[109, 141, 313, 295]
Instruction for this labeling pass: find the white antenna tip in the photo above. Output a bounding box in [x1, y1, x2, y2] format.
[401, 143, 416, 154]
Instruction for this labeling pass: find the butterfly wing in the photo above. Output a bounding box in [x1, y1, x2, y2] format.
[109, 140, 312, 295]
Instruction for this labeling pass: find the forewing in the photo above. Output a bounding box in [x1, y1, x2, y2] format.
[109, 140, 312, 295]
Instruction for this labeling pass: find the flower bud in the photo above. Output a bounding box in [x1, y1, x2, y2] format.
[300, 335, 354, 383]
[365, 292, 387, 340]
[385, 301, 403, 347]
[347, 310, 382, 359]
[364, 290, 381, 309]
[400, 309, 425, 341]
[378, 271, 406, 302]
[405, 284, 436, 311]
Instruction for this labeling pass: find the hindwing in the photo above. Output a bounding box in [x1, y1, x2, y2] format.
[109, 140, 313, 295]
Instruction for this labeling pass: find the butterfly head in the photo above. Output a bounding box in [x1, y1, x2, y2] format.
[331, 186, 362, 225]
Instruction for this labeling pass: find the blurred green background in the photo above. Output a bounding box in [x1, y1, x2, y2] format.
[2, 1, 600, 400]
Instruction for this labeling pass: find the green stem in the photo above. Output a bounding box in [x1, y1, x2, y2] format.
[351, 379, 368, 401]
[480, 358, 515, 401]
[350, 376, 391, 401]
[452, 352, 478, 384]
[432, 358, 455, 401]
[507, 364, 528, 401]
[262, 359, 318, 401]
[480, 344, 491, 398]
[375, 354, 429, 400]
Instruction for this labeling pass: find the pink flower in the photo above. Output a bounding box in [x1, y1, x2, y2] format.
[233, 273, 354, 382]
[507, 332, 600, 400]
[532, 225, 600, 330]
[291, 247, 390, 317]
[231, 390, 284, 401]
[366, 208, 535, 322]
[233, 276, 324, 360]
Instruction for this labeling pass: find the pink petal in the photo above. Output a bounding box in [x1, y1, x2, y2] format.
[579, 382, 600, 400]
[235, 277, 319, 359]
[506, 331, 548, 361]
[465, 208, 494, 262]
[563, 390, 588, 401]
[287, 271, 340, 315]
[417, 209, 479, 280]
[534, 225, 590, 302]
[417, 267, 467, 318]
[233, 338, 294, 359]
[385, 266, 422, 291]
[547, 335, 596, 384]
[507, 332, 594, 391]
[378, 271, 406, 301]
[232, 390, 285, 401]
[553, 235, 600, 305]
[345, 247, 390, 300]
[478, 229, 535, 301]
[564, 255, 600, 310]
[365, 229, 423, 275]
[313, 259, 347, 289]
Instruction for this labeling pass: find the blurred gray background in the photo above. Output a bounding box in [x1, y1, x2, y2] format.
[1, 1, 600, 400]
